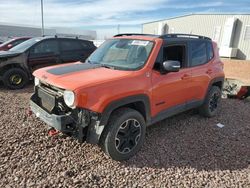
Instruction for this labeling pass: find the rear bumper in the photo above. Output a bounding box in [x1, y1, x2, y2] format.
[30, 99, 74, 132]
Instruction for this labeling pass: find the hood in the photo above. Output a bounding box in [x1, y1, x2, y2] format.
[33, 62, 134, 91]
[0, 50, 22, 58]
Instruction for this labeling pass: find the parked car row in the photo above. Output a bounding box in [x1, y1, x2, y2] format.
[0, 36, 96, 89]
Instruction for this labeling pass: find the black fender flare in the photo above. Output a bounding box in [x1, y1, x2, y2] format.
[204, 76, 225, 99]
[100, 94, 151, 126]
[86, 94, 151, 144]
[207, 77, 224, 90]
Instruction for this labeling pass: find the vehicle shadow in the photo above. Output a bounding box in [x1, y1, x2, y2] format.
[124, 100, 250, 171]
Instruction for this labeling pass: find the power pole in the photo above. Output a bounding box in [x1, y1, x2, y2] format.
[41, 0, 44, 36]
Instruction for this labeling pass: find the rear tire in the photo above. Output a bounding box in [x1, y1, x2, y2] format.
[100, 107, 146, 161]
[199, 86, 221, 117]
[2, 68, 28, 89]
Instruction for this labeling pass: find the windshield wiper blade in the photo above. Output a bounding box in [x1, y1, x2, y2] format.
[85, 59, 97, 64]
[100, 64, 115, 69]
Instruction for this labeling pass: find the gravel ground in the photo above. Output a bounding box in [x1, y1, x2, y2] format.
[0, 85, 250, 187]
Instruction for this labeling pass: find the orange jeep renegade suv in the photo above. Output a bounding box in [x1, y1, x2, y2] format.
[30, 33, 224, 161]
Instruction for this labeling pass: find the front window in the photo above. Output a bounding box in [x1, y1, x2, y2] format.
[86, 39, 154, 70]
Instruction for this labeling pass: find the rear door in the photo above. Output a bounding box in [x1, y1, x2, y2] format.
[59, 39, 85, 63]
[28, 39, 60, 70]
[187, 40, 214, 101]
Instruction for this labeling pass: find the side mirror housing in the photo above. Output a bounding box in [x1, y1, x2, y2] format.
[162, 60, 181, 73]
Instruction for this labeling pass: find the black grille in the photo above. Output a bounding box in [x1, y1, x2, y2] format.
[36, 84, 70, 114]
[38, 88, 55, 112]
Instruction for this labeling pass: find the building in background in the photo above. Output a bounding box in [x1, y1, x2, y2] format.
[142, 13, 250, 60]
[0, 22, 96, 42]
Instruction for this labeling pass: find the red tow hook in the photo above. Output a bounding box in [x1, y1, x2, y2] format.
[26, 107, 33, 116]
[48, 128, 60, 136]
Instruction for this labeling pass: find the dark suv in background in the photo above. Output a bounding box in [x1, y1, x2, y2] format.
[0, 37, 31, 51]
[0, 36, 96, 89]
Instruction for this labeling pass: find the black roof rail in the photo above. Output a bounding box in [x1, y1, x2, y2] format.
[113, 33, 211, 40]
[160, 33, 211, 40]
[114, 33, 158, 37]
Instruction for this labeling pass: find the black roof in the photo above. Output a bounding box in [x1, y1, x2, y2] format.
[39, 35, 91, 41]
[114, 33, 211, 41]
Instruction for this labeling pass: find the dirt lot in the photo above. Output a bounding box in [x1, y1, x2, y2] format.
[0, 59, 250, 187]
[223, 58, 250, 84]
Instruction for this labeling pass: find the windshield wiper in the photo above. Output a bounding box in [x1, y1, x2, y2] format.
[86, 59, 115, 69]
[100, 64, 115, 69]
[85, 59, 98, 64]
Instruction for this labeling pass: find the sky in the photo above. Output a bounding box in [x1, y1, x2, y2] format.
[0, 0, 249, 39]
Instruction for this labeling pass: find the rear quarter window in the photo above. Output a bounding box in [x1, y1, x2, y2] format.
[60, 40, 82, 51]
[80, 41, 95, 49]
[207, 42, 214, 60]
[190, 41, 207, 67]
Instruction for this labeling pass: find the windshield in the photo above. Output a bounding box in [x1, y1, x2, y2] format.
[86, 39, 154, 70]
[9, 38, 42, 52]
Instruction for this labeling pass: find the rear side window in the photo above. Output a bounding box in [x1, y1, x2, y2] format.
[190, 41, 207, 66]
[80, 41, 94, 49]
[207, 42, 214, 60]
[31, 40, 59, 54]
[60, 40, 82, 51]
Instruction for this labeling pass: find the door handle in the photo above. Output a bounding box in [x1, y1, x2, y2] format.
[206, 69, 213, 74]
[181, 74, 190, 80]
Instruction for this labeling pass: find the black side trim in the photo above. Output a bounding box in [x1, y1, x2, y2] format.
[150, 100, 203, 125]
[208, 77, 225, 89]
[100, 94, 151, 126]
[47, 63, 100, 75]
[205, 76, 224, 99]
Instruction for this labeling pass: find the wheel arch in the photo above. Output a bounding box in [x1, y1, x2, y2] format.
[86, 94, 151, 144]
[100, 94, 151, 126]
[0, 63, 28, 77]
[204, 77, 224, 100]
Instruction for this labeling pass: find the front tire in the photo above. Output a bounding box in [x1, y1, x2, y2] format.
[100, 108, 146, 161]
[2, 68, 28, 89]
[199, 86, 221, 117]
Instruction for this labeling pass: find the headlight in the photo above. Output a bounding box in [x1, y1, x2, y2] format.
[63, 90, 75, 108]
[34, 77, 40, 86]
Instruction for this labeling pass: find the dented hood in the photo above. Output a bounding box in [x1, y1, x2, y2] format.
[33, 62, 133, 91]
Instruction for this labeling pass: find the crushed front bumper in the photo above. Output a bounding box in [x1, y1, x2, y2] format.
[30, 92, 104, 144]
[30, 99, 74, 132]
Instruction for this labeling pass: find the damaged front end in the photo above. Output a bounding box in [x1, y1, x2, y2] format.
[30, 83, 104, 144]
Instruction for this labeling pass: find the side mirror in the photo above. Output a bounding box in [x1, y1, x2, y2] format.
[162, 60, 181, 73]
[7, 44, 13, 49]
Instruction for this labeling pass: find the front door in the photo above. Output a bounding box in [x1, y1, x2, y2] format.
[151, 43, 193, 117]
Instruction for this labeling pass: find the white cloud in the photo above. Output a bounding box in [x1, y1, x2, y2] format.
[0, 0, 228, 39]
[0, 0, 226, 27]
[0, 0, 167, 27]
